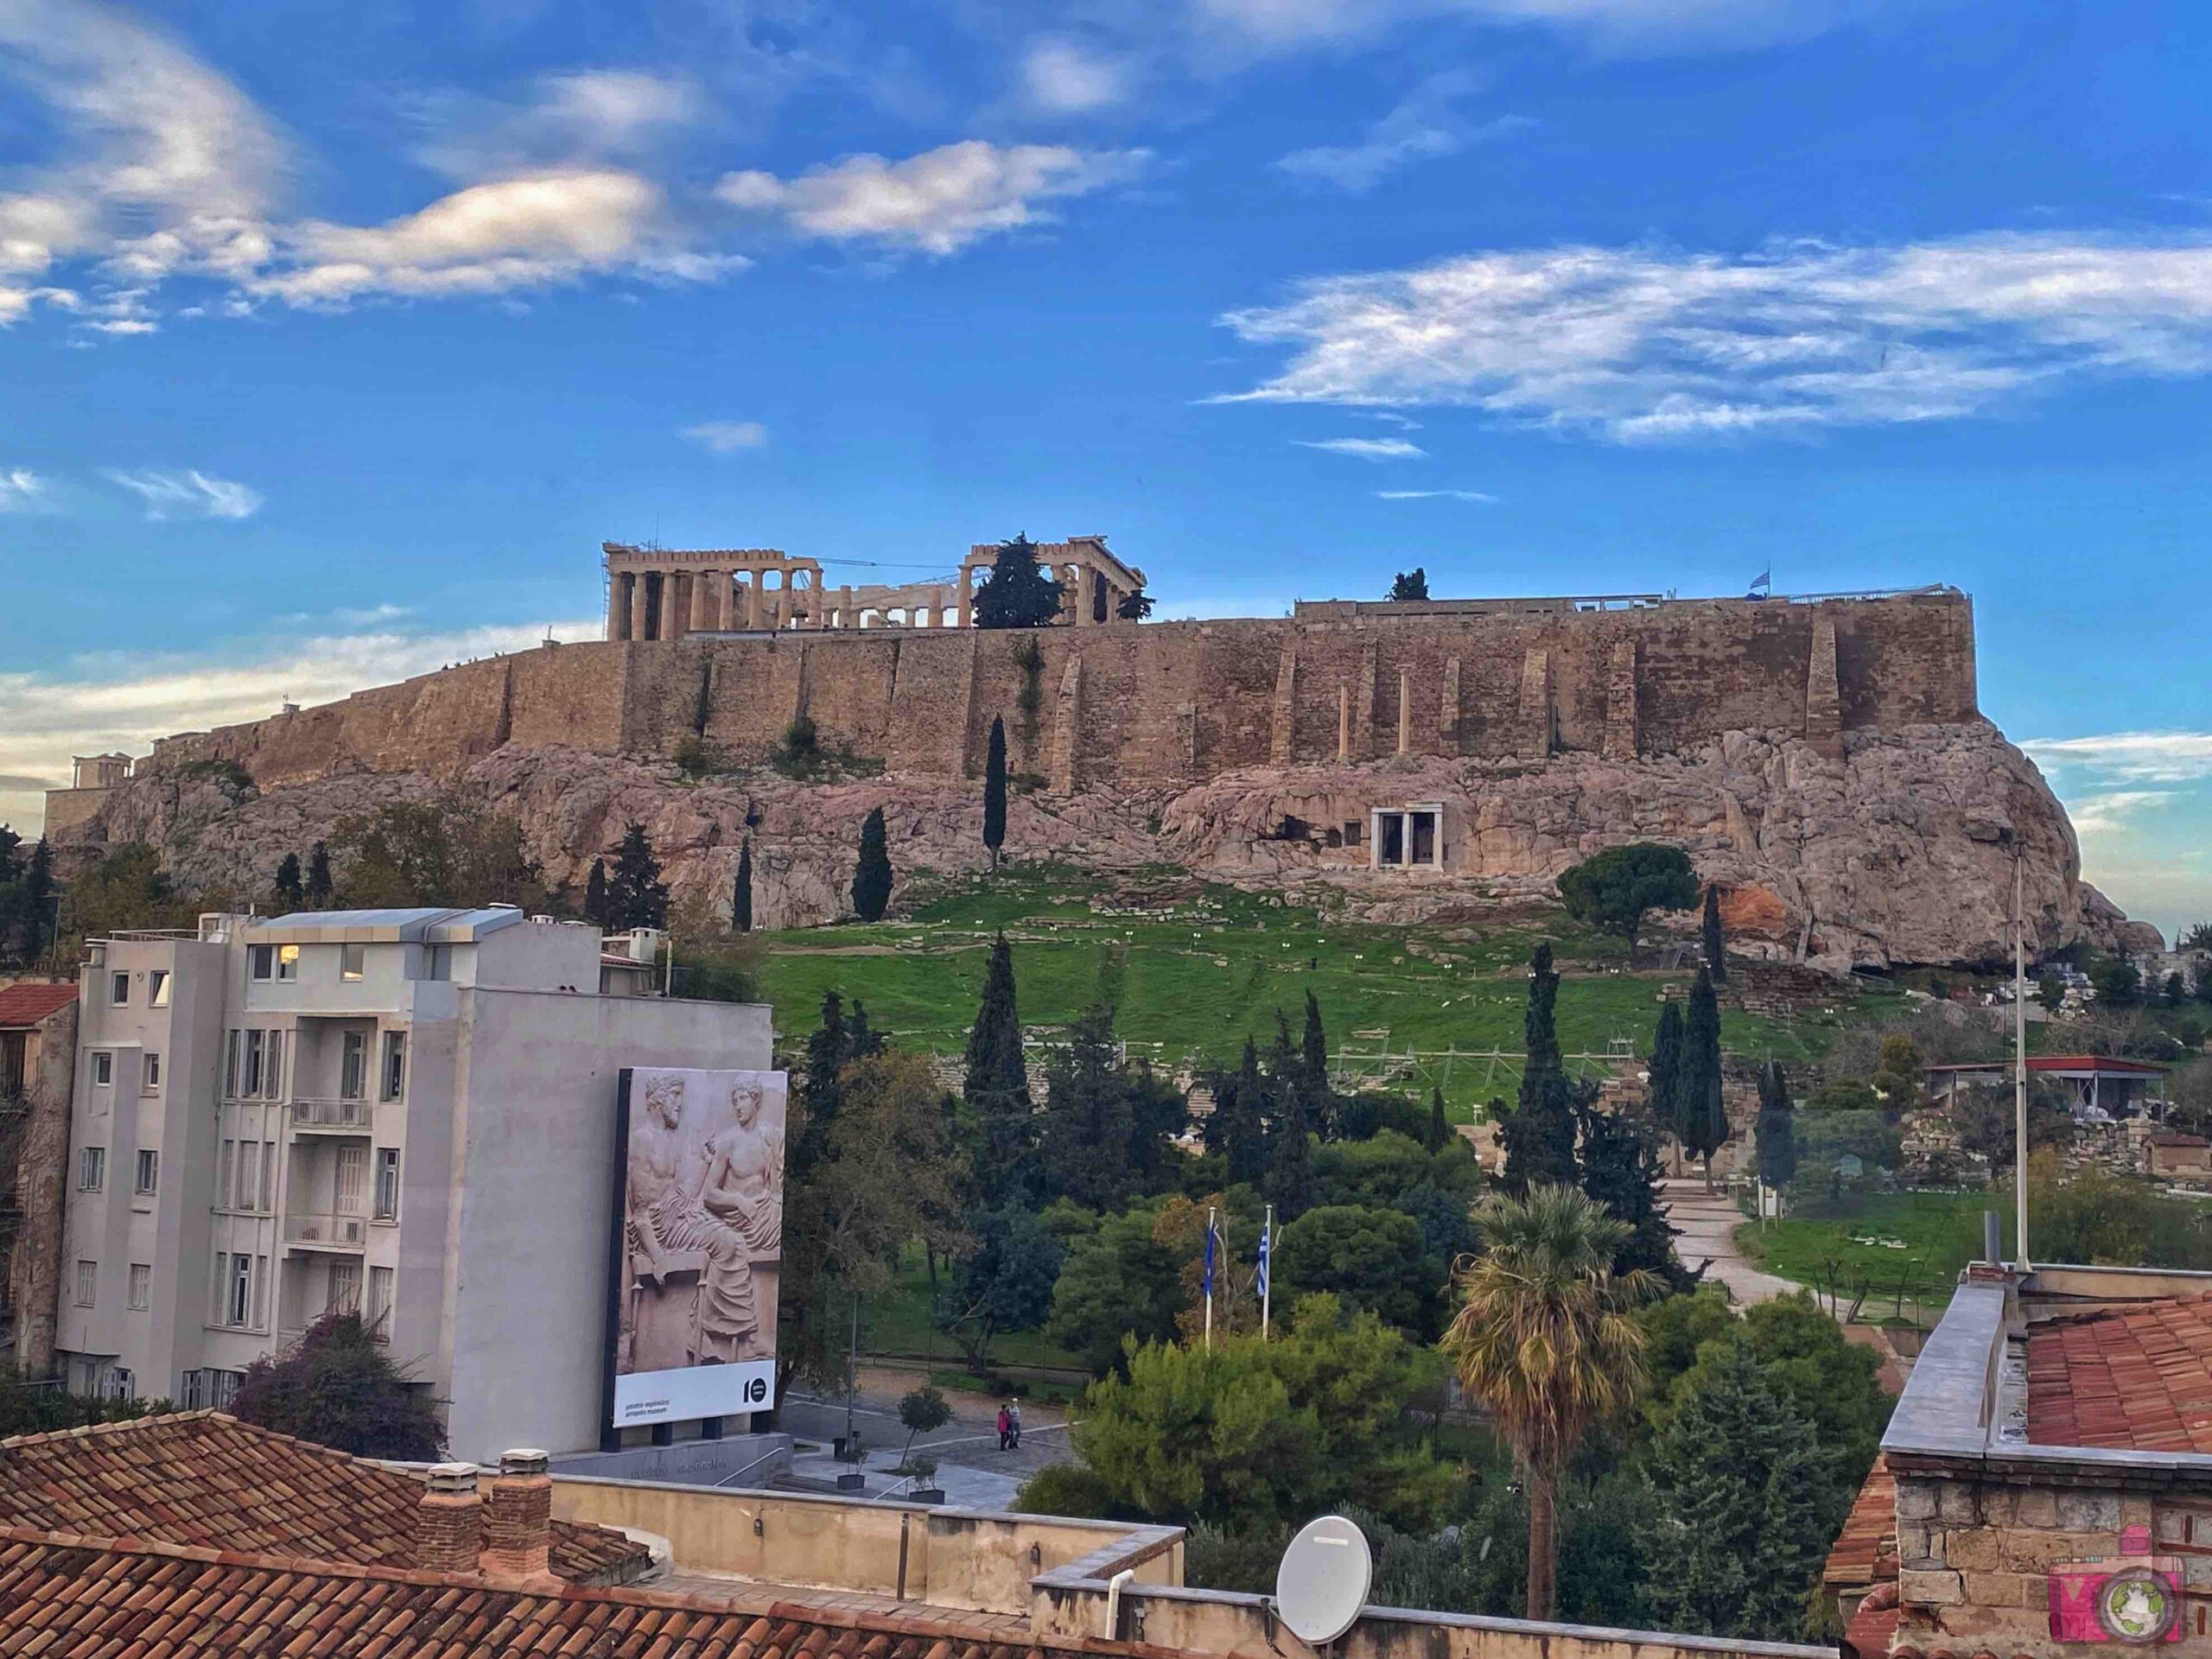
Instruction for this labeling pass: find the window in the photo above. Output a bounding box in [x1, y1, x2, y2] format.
[133, 1148, 158, 1196]
[128, 1263, 150, 1310]
[335, 1144, 367, 1216]
[368, 1266, 395, 1340]
[242, 1029, 264, 1097]
[224, 1030, 240, 1097]
[110, 970, 130, 1006]
[226, 1253, 252, 1327]
[235, 1142, 259, 1212]
[217, 1141, 234, 1209]
[106, 1367, 133, 1402]
[379, 1032, 406, 1102]
[149, 969, 169, 1007]
[78, 1146, 105, 1192]
[373, 1147, 401, 1220]
[73, 1260, 95, 1307]
[340, 1031, 367, 1101]
[327, 1260, 362, 1316]
[264, 1031, 283, 1099]
[249, 944, 274, 982]
[143, 1051, 162, 1091]
[276, 943, 299, 982]
[92, 1052, 113, 1087]
[340, 943, 366, 981]
[253, 1254, 269, 1329]
[261, 1140, 276, 1213]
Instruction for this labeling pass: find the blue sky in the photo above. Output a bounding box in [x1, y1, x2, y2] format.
[1, 0, 2208, 936]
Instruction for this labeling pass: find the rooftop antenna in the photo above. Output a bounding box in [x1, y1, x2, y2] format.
[1273, 1515, 1372, 1647]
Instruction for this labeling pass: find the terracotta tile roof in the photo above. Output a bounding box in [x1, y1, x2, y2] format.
[0, 982, 75, 1027]
[0, 1527, 1153, 1659]
[0, 1412, 647, 1584]
[2027, 1295, 2212, 1453]
[1823, 1454, 1897, 1588]
[1842, 1586, 1900, 1659]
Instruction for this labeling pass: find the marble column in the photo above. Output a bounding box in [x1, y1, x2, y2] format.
[691, 569, 718, 633]
[747, 571, 765, 630]
[1397, 667, 1412, 754]
[607, 571, 626, 640]
[659, 571, 683, 641]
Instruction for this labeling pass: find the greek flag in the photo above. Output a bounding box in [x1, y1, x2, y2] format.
[1254, 1219, 1270, 1300]
[1747, 567, 1772, 597]
[1202, 1215, 1218, 1300]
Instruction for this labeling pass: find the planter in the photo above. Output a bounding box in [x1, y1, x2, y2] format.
[836, 1471, 866, 1491]
[911, 1486, 946, 1505]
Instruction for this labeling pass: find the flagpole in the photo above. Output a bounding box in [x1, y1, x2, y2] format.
[1203, 1205, 1216, 1352]
[1261, 1204, 1274, 1339]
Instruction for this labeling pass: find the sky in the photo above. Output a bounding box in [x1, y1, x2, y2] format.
[0, 0, 2208, 938]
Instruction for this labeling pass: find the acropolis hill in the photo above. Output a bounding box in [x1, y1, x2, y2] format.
[46, 540, 2158, 969]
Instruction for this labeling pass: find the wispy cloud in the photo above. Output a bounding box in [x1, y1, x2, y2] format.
[1192, 0, 1877, 55]
[682, 420, 772, 454]
[0, 616, 597, 834]
[410, 69, 704, 181]
[715, 141, 1148, 255]
[2021, 731, 2212, 785]
[1220, 234, 2212, 440]
[1278, 75, 1529, 192]
[103, 468, 263, 521]
[1020, 38, 1133, 112]
[0, 470, 48, 512]
[1293, 436, 1427, 459]
[2018, 731, 2212, 940]
[1376, 487, 1496, 501]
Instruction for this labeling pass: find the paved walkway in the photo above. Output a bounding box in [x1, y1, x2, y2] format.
[1664, 1180, 1802, 1305]
[779, 1372, 1079, 1510]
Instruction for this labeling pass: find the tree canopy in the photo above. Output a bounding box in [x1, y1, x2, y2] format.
[972, 534, 1066, 629]
[228, 1313, 444, 1460]
[982, 715, 1008, 869]
[851, 807, 893, 922]
[1555, 843, 1700, 963]
[1388, 569, 1430, 601]
[604, 822, 668, 931]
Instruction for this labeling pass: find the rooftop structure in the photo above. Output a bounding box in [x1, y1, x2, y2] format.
[1923, 1055, 2168, 1119]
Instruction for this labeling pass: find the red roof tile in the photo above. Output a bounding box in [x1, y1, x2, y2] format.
[0, 982, 75, 1027]
[1843, 1588, 1900, 1659]
[0, 1412, 647, 1583]
[1823, 1454, 1897, 1588]
[2027, 1295, 2212, 1453]
[0, 1527, 1155, 1659]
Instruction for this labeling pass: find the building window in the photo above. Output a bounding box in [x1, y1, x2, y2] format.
[336, 1144, 367, 1217]
[78, 1146, 105, 1192]
[235, 1142, 260, 1212]
[276, 943, 298, 982]
[143, 1052, 162, 1091]
[340, 943, 366, 982]
[340, 1031, 367, 1101]
[128, 1263, 151, 1310]
[264, 1031, 283, 1100]
[253, 1254, 269, 1329]
[149, 969, 169, 1007]
[106, 1366, 134, 1402]
[134, 1148, 158, 1196]
[92, 1052, 113, 1088]
[368, 1266, 394, 1341]
[221, 1252, 253, 1328]
[224, 1030, 240, 1097]
[242, 1029, 264, 1097]
[250, 944, 274, 981]
[380, 1032, 406, 1102]
[261, 1140, 276, 1212]
[373, 1147, 400, 1220]
[327, 1260, 362, 1317]
[217, 1141, 234, 1209]
[110, 970, 130, 1006]
[74, 1260, 96, 1307]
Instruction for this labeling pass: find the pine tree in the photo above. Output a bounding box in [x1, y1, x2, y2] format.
[1700, 885, 1727, 984]
[971, 534, 1065, 629]
[1675, 969, 1727, 1190]
[1265, 1102, 1315, 1219]
[1639, 1339, 1838, 1640]
[734, 838, 753, 932]
[1427, 1086, 1450, 1154]
[606, 824, 669, 931]
[1754, 1061, 1797, 1204]
[304, 840, 334, 905]
[1577, 1096, 1682, 1285]
[272, 852, 304, 909]
[982, 715, 1008, 871]
[852, 806, 893, 922]
[585, 860, 609, 928]
[1035, 1005, 1135, 1208]
[1502, 943, 1579, 1193]
[964, 933, 1033, 1194]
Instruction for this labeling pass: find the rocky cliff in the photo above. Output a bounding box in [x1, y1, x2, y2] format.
[54, 716, 2159, 970]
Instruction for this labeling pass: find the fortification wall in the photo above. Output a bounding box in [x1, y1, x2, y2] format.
[126, 592, 1977, 794]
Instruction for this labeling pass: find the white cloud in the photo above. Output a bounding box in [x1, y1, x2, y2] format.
[410, 69, 704, 181]
[103, 468, 264, 521]
[1277, 75, 1529, 192]
[1020, 39, 1134, 112]
[1293, 436, 1427, 459]
[716, 140, 1148, 255]
[682, 420, 772, 453]
[0, 470, 48, 512]
[1191, 0, 1872, 54]
[0, 616, 598, 834]
[2021, 731, 2212, 786]
[2065, 790, 2171, 838]
[1376, 487, 1497, 501]
[1218, 234, 2212, 439]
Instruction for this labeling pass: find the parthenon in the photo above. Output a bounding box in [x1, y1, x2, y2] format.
[602, 536, 1147, 640]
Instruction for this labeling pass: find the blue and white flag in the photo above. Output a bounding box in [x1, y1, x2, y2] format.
[1254, 1220, 1270, 1301]
[1202, 1215, 1218, 1300]
[1746, 567, 1772, 597]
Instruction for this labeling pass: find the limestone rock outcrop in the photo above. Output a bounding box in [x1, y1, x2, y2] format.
[56, 717, 2149, 971]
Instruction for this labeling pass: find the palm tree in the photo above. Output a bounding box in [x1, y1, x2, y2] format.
[1441, 1185, 1662, 1621]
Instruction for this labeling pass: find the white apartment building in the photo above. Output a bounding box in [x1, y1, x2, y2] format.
[54, 906, 772, 1461]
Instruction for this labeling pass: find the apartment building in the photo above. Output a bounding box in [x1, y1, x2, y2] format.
[54, 906, 771, 1460]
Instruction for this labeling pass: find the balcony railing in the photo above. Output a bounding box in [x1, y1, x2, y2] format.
[289, 1097, 371, 1132]
[283, 1211, 367, 1249]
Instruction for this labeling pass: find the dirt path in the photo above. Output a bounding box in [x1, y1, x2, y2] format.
[1665, 1181, 1803, 1305]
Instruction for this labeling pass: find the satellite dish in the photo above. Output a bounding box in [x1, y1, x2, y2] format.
[1274, 1514, 1373, 1645]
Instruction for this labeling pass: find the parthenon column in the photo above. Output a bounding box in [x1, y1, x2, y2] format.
[607, 573, 626, 640]
[747, 571, 765, 630]
[691, 568, 719, 633]
[1397, 667, 1412, 754]
[715, 571, 734, 631]
[1337, 684, 1351, 763]
[659, 572, 684, 641]
[957, 568, 974, 628]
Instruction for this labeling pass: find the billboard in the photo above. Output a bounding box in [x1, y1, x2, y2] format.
[607, 1066, 786, 1430]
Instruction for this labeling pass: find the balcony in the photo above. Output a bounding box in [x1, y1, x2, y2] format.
[283, 1211, 367, 1251]
[289, 1096, 371, 1133]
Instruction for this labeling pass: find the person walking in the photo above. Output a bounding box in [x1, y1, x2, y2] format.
[996, 1404, 1012, 1452]
[1008, 1399, 1023, 1451]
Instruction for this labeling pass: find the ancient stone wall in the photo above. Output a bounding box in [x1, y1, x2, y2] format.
[127, 593, 1978, 794]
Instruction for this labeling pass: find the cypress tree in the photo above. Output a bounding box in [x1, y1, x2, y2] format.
[1035, 1005, 1135, 1209]
[1427, 1086, 1450, 1154]
[273, 852, 304, 909]
[1577, 1096, 1681, 1284]
[585, 860, 608, 928]
[607, 823, 669, 931]
[982, 715, 1008, 871]
[734, 838, 753, 932]
[1206, 1037, 1271, 1186]
[1264, 1101, 1315, 1219]
[1701, 884, 1727, 984]
[304, 840, 334, 905]
[852, 807, 893, 922]
[1754, 1061, 1798, 1207]
[1502, 944, 1579, 1193]
[1675, 969, 1728, 1191]
[22, 839, 51, 958]
[1298, 990, 1337, 1139]
[964, 933, 1033, 1193]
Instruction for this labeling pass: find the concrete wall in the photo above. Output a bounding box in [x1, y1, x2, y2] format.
[123, 593, 1978, 798]
[7, 994, 76, 1376]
